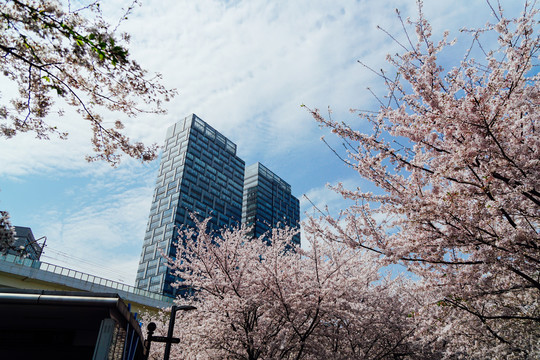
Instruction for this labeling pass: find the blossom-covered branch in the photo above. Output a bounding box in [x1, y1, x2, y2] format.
[144, 218, 431, 359]
[0, 0, 177, 164]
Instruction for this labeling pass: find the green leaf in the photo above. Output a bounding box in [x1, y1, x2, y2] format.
[51, 85, 64, 96]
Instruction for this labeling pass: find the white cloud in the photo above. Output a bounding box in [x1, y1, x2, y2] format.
[112, 0, 412, 158]
[301, 177, 365, 218]
[33, 177, 155, 285]
[1, 0, 522, 176]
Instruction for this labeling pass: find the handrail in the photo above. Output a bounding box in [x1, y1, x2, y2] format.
[0, 253, 174, 303]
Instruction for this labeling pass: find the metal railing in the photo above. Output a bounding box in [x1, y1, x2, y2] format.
[0, 253, 174, 304]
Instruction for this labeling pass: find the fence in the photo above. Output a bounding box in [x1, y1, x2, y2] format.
[0, 253, 174, 304]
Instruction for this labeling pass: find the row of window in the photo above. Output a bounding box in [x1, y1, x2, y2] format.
[191, 120, 238, 156]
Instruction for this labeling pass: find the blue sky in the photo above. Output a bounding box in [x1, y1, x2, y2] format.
[0, 0, 526, 284]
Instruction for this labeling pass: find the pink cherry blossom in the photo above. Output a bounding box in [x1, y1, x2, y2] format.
[144, 218, 431, 359]
[307, 2, 539, 358]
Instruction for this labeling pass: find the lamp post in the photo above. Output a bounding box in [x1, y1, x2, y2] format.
[144, 305, 196, 360]
[163, 305, 197, 360]
[144, 322, 157, 360]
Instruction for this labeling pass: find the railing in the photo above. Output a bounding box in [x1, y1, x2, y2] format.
[0, 253, 174, 304]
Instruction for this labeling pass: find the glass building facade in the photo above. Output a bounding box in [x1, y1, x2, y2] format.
[135, 114, 245, 297]
[242, 162, 300, 245]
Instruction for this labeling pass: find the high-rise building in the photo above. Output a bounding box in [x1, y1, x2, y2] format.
[242, 163, 300, 245]
[135, 114, 245, 297]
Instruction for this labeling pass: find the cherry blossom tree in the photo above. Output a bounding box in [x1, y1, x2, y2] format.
[0, 211, 15, 253]
[144, 218, 433, 359]
[307, 1, 539, 358]
[0, 0, 176, 164]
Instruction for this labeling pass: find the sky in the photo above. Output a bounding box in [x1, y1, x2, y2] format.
[0, 0, 527, 285]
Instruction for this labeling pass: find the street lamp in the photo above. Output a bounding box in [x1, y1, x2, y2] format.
[145, 322, 157, 360]
[144, 305, 197, 360]
[163, 305, 197, 360]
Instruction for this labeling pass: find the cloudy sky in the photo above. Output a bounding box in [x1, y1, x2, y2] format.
[0, 0, 526, 285]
